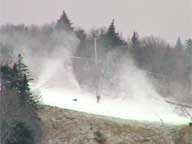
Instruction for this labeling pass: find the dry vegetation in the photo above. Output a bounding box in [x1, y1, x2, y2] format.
[39, 105, 192, 144]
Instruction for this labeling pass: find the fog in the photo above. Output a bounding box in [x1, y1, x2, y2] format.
[39, 56, 188, 124]
[0, 24, 190, 124]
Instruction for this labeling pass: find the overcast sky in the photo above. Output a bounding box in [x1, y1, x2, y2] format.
[0, 0, 191, 44]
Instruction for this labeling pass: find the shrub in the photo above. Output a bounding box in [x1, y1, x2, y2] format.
[94, 130, 106, 144]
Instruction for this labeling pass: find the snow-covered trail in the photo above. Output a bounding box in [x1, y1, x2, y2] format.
[38, 86, 189, 125]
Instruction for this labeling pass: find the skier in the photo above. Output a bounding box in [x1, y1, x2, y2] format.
[96, 94, 100, 103]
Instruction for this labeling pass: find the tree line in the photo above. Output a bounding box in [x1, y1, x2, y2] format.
[66, 11, 192, 103]
[0, 10, 192, 103]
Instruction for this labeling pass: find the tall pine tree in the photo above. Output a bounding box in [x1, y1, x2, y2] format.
[175, 37, 183, 50]
[14, 54, 36, 106]
[104, 19, 125, 48]
[56, 10, 73, 31]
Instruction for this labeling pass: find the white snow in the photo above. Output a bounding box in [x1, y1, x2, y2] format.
[38, 86, 189, 125]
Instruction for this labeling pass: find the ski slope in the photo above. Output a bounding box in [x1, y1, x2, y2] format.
[38, 86, 190, 125]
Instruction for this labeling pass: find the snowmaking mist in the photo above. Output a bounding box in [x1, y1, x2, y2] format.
[0, 24, 189, 124]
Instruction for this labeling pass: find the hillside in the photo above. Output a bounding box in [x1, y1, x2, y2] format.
[39, 105, 192, 144]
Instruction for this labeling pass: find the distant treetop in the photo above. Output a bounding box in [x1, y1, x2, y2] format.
[175, 37, 183, 50]
[56, 10, 73, 31]
[131, 32, 139, 46]
[105, 19, 126, 47]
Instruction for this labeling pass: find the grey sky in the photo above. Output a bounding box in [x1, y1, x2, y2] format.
[0, 0, 191, 44]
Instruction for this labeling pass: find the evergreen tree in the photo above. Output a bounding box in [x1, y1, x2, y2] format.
[56, 10, 73, 31]
[14, 54, 36, 106]
[186, 39, 192, 52]
[1, 65, 15, 83]
[130, 32, 140, 66]
[175, 37, 183, 50]
[16, 54, 31, 78]
[185, 39, 192, 66]
[106, 20, 116, 38]
[131, 32, 139, 48]
[104, 19, 125, 48]
[185, 39, 192, 92]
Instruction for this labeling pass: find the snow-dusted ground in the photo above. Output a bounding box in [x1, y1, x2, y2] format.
[31, 55, 191, 125]
[37, 86, 190, 125]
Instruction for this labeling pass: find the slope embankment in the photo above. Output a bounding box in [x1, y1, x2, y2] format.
[39, 106, 192, 144]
